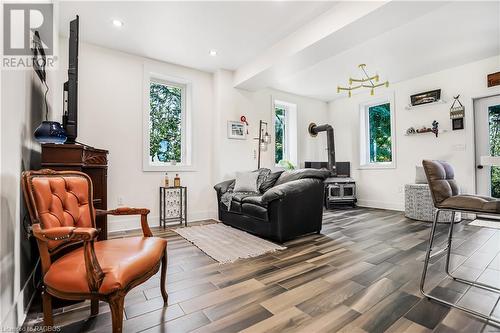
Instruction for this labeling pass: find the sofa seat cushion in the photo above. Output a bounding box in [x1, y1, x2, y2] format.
[242, 195, 267, 207]
[241, 203, 268, 221]
[44, 236, 167, 295]
[230, 192, 261, 213]
[439, 195, 500, 213]
[232, 192, 260, 203]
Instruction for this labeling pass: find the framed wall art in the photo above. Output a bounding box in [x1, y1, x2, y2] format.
[410, 89, 441, 106]
[227, 121, 246, 140]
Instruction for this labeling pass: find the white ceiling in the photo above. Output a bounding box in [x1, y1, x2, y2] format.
[58, 1, 336, 72]
[264, 1, 500, 101]
[59, 1, 500, 101]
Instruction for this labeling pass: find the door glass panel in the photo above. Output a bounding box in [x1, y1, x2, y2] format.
[489, 105, 500, 197]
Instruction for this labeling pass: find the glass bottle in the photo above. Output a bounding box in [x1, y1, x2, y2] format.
[164, 172, 169, 187]
[174, 174, 181, 187]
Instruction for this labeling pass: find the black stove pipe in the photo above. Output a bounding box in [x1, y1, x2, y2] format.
[308, 123, 336, 175]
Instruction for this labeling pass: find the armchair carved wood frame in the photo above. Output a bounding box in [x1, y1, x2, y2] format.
[22, 169, 168, 333]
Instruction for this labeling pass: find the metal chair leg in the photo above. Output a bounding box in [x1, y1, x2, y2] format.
[421, 209, 500, 326]
[443, 211, 500, 293]
[444, 211, 456, 276]
[420, 209, 440, 296]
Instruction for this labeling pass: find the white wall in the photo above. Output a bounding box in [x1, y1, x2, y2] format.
[54, 40, 216, 231]
[329, 56, 500, 211]
[54, 43, 328, 231]
[213, 69, 328, 183]
[1, 69, 41, 329]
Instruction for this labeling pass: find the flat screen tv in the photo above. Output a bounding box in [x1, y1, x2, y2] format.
[62, 15, 79, 144]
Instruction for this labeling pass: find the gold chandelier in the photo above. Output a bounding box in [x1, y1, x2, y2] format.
[337, 64, 389, 97]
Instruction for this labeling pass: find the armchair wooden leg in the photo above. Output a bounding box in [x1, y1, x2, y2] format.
[42, 290, 53, 327]
[108, 294, 125, 333]
[90, 299, 99, 316]
[160, 252, 168, 304]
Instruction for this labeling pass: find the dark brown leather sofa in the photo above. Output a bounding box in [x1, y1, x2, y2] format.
[214, 169, 330, 242]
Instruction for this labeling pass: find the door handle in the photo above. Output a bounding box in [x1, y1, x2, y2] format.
[477, 165, 484, 169]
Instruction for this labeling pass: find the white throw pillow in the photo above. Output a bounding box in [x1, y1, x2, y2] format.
[415, 166, 428, 184]
[234, 171, 259, 192]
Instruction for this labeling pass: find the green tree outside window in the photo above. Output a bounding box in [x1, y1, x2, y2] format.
[149, 82, 182, 163]
[368, 103, 392, 163]
[275, 107, 286, 164]
[489, 105, 500, 197]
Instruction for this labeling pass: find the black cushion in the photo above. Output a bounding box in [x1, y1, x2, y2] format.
[255, 168, 272, 189]
[242, 195, 267, 207]
[232, 193, 259, 203]
[230, 200, 242, 213]
[241, 203, 268, 221]
[259, 171, 284, 193]
[274, 169, 331, 186]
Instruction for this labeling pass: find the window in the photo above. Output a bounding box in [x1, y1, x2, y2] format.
[149, 80, 184, 163]
[143, 68, 192, 171]
[274, 105, 287, 164]
[273, 100, 297, 167]
[359, 96, 395, 168]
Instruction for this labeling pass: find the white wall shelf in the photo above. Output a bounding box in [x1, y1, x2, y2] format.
[405, 99, 447, 110]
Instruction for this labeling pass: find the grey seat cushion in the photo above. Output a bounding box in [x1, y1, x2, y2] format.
[422, 160, 460, 205]
[439, 195, 500, 213]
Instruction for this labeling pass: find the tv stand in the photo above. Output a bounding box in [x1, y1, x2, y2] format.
[41, 143, 108, 240]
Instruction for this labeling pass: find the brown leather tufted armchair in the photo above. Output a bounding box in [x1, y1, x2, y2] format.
[22, 169, 168, 332]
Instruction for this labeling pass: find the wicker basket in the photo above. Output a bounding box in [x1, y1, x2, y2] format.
[404, 184, 461, 222]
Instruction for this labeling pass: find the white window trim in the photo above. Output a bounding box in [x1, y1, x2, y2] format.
[142, 64, 194, 172]
[273, 100, 298, 167]
[359, 93, 396, 170]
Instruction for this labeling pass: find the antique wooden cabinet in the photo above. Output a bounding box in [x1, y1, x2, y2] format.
[41, 144, 108, 240]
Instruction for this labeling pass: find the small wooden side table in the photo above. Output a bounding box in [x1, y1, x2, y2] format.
[159, 186, 187, 227]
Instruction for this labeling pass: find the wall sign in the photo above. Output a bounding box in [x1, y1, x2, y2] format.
[450, 95, 464, 130]
[410, 89, 441, 106]
[488, 72, 500, 88]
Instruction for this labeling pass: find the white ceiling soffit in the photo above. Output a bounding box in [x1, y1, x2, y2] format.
[233, 1, 449, 92]
[271, 1, 500, 101]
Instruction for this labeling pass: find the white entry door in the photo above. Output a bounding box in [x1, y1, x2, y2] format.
[475, 95, 500, 197]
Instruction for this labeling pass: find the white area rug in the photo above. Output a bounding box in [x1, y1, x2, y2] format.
[469, 219, 500, 230]
[174, 223, 286, 264]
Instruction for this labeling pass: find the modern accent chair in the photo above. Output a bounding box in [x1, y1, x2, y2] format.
[22, 169, 168, 333]
[421, 160, 500, 325]
[214, 169, 330, 242]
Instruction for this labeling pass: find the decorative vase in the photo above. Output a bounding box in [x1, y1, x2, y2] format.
[34, 121, 67, 144]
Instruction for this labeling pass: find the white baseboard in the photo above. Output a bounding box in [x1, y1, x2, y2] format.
[2, 260, 39, 330]
[356, 199, 404, 212]
[107, 210, 218, 232]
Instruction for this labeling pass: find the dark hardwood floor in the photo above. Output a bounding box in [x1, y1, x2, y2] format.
[24, 208, 500, 332]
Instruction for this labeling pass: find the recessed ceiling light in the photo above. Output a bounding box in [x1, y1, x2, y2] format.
[112, 19, 123, 28]
[209, 49, 217, 57]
